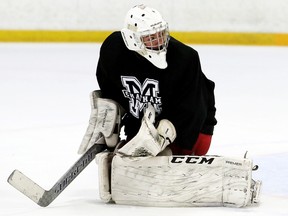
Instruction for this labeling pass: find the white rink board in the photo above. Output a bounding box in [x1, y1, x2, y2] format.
[0, 0, 288, 33]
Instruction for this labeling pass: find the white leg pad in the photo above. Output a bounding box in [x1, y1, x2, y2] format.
[110, 155, 261, 207]
[95, 152, 114, 202]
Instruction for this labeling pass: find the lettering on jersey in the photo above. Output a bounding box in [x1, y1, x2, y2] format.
[121, 76, 162, 118]
[171, 156, 215, 165]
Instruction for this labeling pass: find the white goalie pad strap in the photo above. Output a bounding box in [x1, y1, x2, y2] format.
[78, 90, 122, 154]
[118, 104, 176, 156]
[95, 152, 114, 202]
[110, 155, 261, 207]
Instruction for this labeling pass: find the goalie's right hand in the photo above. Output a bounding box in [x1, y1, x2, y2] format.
[78, 90, 122, 154]
[118, 104, 176, 156]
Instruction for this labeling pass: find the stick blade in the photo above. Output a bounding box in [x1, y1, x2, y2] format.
[8, 169, 46, 206]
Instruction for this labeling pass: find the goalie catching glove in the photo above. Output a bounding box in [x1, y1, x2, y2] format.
[78, 90, 123, 154]
[118, 104, 176, 156]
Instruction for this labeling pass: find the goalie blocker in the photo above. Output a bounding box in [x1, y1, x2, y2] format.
[96, 152, 261, 208]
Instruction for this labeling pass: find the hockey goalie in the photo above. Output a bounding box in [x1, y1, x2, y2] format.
[79, 93, 261, 208]
[78, 5, 261, 208]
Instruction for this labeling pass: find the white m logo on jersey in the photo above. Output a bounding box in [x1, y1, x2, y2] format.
[121, 76, 162, 118]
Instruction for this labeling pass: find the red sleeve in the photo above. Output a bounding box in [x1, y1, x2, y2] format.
[170, 133, 212, 156]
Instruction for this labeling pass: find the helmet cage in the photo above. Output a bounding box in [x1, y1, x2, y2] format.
[139, 24, 170, 54]
[121, 23, 169, 54]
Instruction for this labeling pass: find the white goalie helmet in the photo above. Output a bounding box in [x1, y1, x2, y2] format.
[121, 5, 170, 69]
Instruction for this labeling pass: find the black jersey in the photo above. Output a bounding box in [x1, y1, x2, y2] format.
[96, 31, 217, 150]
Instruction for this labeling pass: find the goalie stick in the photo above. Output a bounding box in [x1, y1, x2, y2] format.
[7, 143, 106, 207]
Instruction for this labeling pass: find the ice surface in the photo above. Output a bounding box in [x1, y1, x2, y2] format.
[0, 43, 287, 215]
